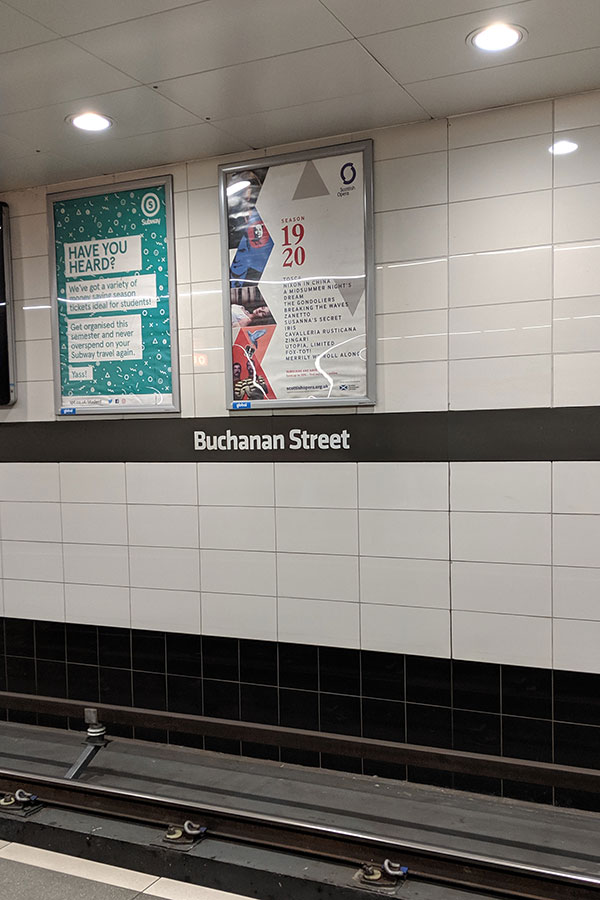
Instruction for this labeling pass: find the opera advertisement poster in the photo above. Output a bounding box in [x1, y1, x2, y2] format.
[219, 141, 375, 409]
[49, 177, 179, 416]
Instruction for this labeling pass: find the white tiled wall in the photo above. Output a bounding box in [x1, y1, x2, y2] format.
[0, 459, 598, 674]
[2, 91, 600, 677]
[4, 91, 600, 419]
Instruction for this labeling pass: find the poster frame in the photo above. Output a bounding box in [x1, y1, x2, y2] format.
[47, 175, 180, 417]
[218, 139, 375, 410]
[0, 202, 17, 407]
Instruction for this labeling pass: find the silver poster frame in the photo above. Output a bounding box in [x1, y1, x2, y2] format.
[218, 140, 375, 410]
[0, 203, 17, 406]
[47, 175, 180, 417]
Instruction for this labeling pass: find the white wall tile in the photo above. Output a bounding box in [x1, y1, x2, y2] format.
[553, 125, 600, 186]
[1, 541, 63, 582]
[553, 461, 600, 513]
[200, 549, 276, 596]
[277, 552, 358, 602]
[199, 505, 274, 551]
[188, 187, 219, 236]
[450, 355, 551, 409]
[0, 501, 61, 541]
[278, 596, 359, 648]
[554, 566, 600, 621]
[376, 258, 448, 314]
[125, 463, 197, 505]
[451, 512, 551, 564]
[553, 619, 600, 674]
[453, 611, 552, 667]
[555, 183, 600, 243]
[0, 462, 59, 501]
[4, 579, 64, 621]
[175, 237, 190, 283]
[130, 587, 200, 633]
[361, 604, 450, 656]
[61, 503, 127, 545]
[13, 300, 52, 342]
[451, 561, 551, 616]
[12, 255, 49, 301]
[60, 463, 126, 504]
[449, 135, 552, 202]
[375, 205, 447, 263]
[192, 326, 224, 374]
[374, 152, 447, 211]
[202, 592, 277, 640]
[194, 371, 226, 417]
[197, 462, 274, 506]
[555, 90, 600, 130]
[377, 361, 448, 412]
[360, 556, 449, 608]
[450, 462, 551, 512]
[553, 514, 600, 567]
[191, 282, 223, 329]
[358, 462, 448, 510]
[275, 462, 356, 508]
[449, 101, 552, 148]
[128, 504, 199, 548]
[9, 214, 47, 260]
[449, 192, 552, 254]
[129, 546, 200, 591]
[65, 583, 129, 628]
[360, 509, 449, 559]
[376, 309, 447, 363]
[554, 241, 600, 298]
[276, 507, 358, 555]
[449, 301, 551, 359]
[554, 352, 600, 406]
[371, 119, 447, 160]
[450, 246, 552, 308]
[15, 339, 53, 381]
[63, 543, 129, 586]
[554, 296, 600, 352]
[190, 233, 221, 282]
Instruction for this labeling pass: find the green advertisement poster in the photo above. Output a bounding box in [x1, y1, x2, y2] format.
[49, 177, 179, 415]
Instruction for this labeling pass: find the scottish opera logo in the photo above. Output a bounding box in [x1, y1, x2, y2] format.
[340, 162, 357, 185]
[338, 161, 357, 197]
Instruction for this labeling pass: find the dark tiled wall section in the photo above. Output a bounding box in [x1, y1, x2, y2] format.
[1, 617, 599, 812]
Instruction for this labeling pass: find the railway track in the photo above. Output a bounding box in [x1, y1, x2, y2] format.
[0, 766, 598, 900]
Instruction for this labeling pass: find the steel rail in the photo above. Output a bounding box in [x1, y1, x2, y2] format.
[0, 766, 598, 900]
[1, 690, 599, 793]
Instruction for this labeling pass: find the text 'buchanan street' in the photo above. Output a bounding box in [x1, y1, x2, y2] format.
[194, 429, 351, 452]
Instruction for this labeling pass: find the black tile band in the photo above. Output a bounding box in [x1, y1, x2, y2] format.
[1, 616, 600, 813]
[2, 405, 600, 463]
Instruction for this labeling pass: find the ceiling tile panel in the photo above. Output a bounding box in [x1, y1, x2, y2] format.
[320, 0, 527, 37]
[0, 86, 202, 153]
[70, 0, 349, 84]
[361, 0, 600, 84]
[3, 0, 206, 35]
[0, 41, 138, 115]
[407, 48, 600, 117]
[0, 150, 90, 191]
[59, 122, 251, 174]
[0, 1, 58, 51]
[214, 85, 429, 148]
[155, 42, 405, 120]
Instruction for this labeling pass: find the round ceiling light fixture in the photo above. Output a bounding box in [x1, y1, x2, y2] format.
[549, 139, 578, 155]
[467, 22, 527, 52]
[68, 112, 113, 132]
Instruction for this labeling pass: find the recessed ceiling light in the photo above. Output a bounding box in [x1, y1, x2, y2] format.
[68, 112, 113, 132]
[468, 23, 526, 52]
[549, 139, 578, 155]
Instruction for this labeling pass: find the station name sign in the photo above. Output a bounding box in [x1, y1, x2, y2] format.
[194, 428, 350, 452]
